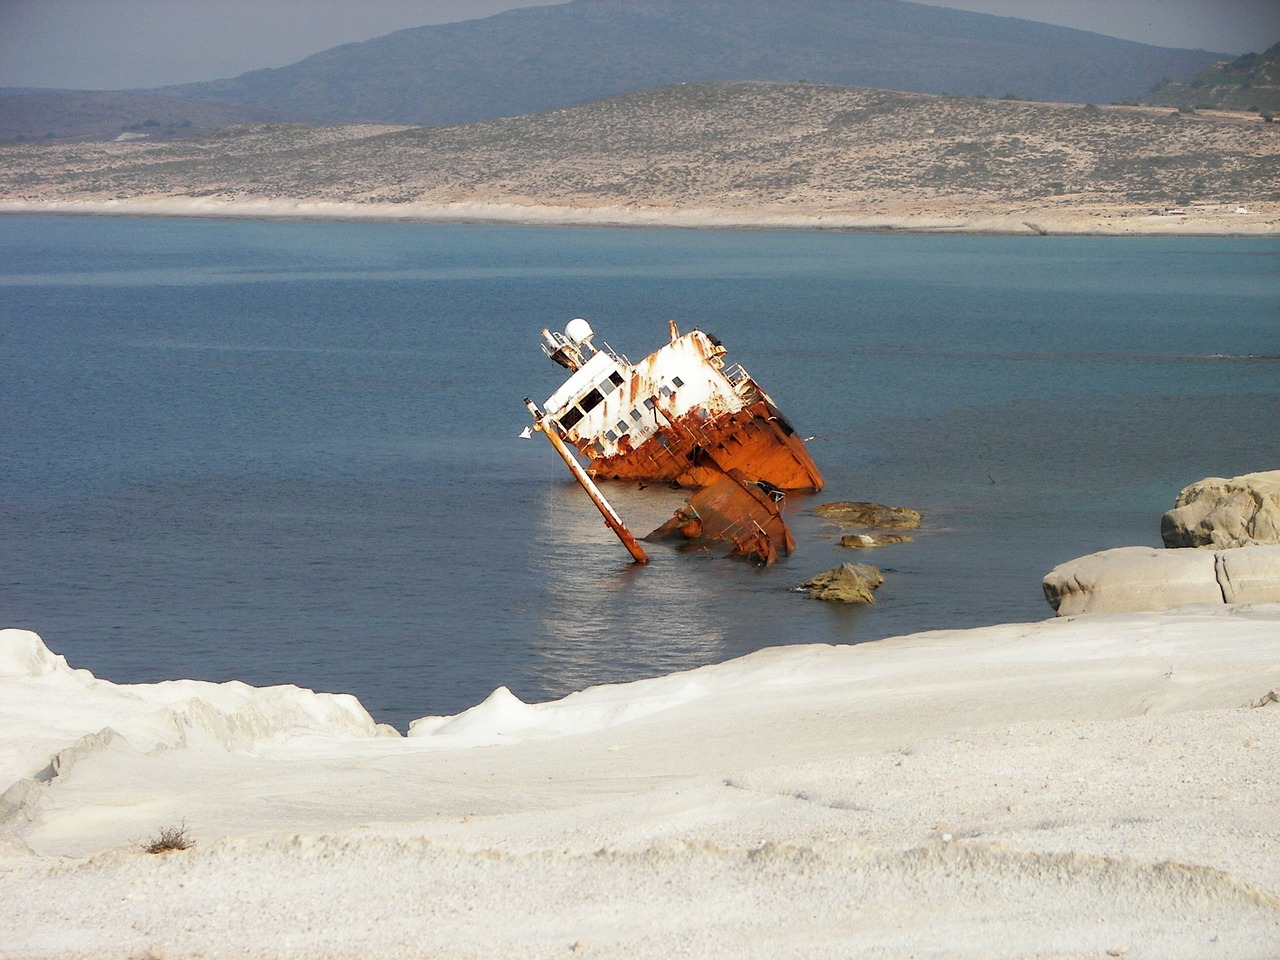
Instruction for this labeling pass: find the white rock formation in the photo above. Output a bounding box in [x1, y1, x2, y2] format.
[1216, 544, 1280, 605]
[1044, 472, 1280, 616]
[1043, 546, 1219, 616]
[1043, 544, 1280, 616]
[1161, 470, 1280, 548]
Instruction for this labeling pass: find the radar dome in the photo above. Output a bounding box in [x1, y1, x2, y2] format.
[564, 317, 595, 347]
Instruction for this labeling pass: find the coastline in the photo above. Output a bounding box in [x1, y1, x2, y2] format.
[4, 196, 1279, 236]
[3, 606, 1279, 958]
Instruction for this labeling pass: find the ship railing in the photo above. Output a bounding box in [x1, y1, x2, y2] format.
[598, 340, 628, 365]
[724, 363, 763, 402]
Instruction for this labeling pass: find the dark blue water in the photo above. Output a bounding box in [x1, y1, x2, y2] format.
[3, 215, 1277, 730]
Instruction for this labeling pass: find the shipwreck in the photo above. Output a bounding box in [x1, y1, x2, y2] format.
[524, 318, 823, 565]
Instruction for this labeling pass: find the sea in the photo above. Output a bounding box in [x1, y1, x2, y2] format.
[2, 214, 1277, 731]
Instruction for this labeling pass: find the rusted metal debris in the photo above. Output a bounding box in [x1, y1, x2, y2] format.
[647, 469, 796, 565]
[524, 399, 649, 565]
[525, 318, 823, 564]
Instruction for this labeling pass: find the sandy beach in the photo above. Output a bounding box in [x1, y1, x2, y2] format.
[3, 196, 1279, 236]
[3, 602, 1279, 958]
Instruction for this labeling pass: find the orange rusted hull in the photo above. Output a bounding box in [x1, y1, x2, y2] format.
[529, 319, 824, 564]
[647, 469, 796, 565]
[581, 399, 823, 492]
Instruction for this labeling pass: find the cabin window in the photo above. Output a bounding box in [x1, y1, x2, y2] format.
[604, 429, 618, 443]
[643, 397, 656, 410]
[579, 387, 604, 413]
[672, 376, 684, 388]
[600, 376, 619, 396]
[616, 420, 629, 434]
[629, 407, 642, 422]
[559, 406, 584, 430]
[591, 441, 606, 455]
[660, 385, 674, 398]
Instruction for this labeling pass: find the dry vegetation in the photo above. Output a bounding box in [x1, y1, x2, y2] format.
[141, 823, 195, 854]
[2, 83, 1277, 223]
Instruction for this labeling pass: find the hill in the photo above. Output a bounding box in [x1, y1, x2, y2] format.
[4, 82, 1276, 233]
[155, 0, 1226, 126]
[0, 90, 304, 145]
[1141, 41, 1280, 116]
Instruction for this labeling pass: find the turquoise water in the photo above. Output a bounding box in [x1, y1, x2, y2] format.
[2, 215, 1277, 730]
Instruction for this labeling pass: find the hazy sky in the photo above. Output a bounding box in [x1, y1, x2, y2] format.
[1, 0, 1276, 91]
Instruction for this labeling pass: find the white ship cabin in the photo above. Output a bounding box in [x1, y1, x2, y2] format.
[540, 319, 753, 458]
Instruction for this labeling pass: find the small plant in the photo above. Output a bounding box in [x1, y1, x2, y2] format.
[142, 823, 195, 854]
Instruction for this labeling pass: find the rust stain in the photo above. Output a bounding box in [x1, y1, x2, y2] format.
[588, 399, 822, 491]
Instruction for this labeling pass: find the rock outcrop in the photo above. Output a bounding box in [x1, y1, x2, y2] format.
[799, 563, 884, 603]
[814, 502, 922, 529]
[1043, 543, 1280, 615]
[1215, 543, 1280, 604]
[1160, 470, 1280, 548]
[838, 532, 913, 549]
[1043, 471, 1280, 616]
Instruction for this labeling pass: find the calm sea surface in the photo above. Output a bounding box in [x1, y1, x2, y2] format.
[2, 215, 1277, 730]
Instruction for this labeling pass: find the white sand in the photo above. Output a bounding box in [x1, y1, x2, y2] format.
[3, 196, 1279, 235]
[3, 605, 1279, 959]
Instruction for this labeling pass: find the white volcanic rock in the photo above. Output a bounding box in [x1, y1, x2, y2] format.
[1161, 470, 1280, 548]
[1044, 472, 1280, 616]
[0, 628, 391, 792]
[1216, 544, 1280, 605]
[1043, 544, 1280, 615]
[1042, 546, 1222, 616]
[4, 615, 1280, 959]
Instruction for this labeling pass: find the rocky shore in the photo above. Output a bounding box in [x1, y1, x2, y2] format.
[3, 473, 1279, 957]
[1044, 471, 1280, 616]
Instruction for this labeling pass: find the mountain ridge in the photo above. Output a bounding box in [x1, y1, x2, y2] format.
[151, 0, 1227, 126]
[1141, 41, 1280, 115]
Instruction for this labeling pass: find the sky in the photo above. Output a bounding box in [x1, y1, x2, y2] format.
[0, 0, 1276, 91]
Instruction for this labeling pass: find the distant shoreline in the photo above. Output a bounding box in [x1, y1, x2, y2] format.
[4, 198, 1278, 236]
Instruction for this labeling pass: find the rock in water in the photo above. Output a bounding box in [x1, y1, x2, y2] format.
[1043, 471, 1280, 616]
[1161, 470, 1280, 548]
[814, 501, 923, 529]
[800, 562, 884, 603]
[838, 533, 912, 549]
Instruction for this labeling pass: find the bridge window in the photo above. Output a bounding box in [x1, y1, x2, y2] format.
[579, 387, 604, 413]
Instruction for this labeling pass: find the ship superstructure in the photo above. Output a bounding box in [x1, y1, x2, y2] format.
[538, 318, 823, 492]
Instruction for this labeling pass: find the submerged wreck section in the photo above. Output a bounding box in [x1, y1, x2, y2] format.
[526, 318, 823, 564]
[647, 469, 795, 565]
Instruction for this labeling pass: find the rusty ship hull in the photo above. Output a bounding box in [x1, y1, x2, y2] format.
[525, 318, 822, 564]
[539, 320, 823, 493]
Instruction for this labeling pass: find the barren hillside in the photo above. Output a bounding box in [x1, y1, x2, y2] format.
[3, 84, 1277, 231]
